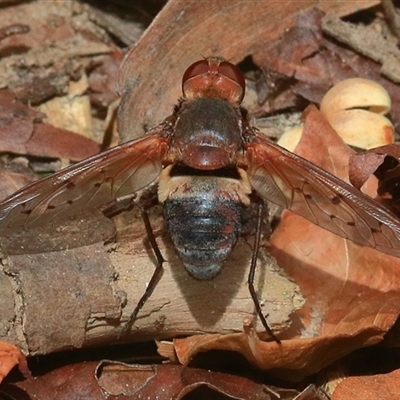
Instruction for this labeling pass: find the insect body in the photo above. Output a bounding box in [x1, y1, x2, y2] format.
[1, 58, 400, 341]
[158, 94, 253, 280]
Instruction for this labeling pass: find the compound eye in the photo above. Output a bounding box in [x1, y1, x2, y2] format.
[182, 60, 210, 86]
[217, 61, 246, 92]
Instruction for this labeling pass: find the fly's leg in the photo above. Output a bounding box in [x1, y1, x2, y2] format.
[247, 199, 281, 344]
[119, 204, 165, 337]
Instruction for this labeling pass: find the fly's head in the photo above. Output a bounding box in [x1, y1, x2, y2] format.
[182, 57, 245, 105]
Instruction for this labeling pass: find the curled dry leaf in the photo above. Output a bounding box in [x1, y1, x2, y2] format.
[319, 78, 394, 150]
[96, 360, 301, 399]
[0, 340, 30, 383]
[174, 324, 386, 382]
[350, 143, 400, 215]
[93, 366, 325, 400]
[348, 151, 386, 191]
[1, 360, 302, 399]
[1, 362, 100, 399]
[280, 78, 394, 151]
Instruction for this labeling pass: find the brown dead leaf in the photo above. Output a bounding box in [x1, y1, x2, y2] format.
[349, 144, 400, 216]
[267, 107, 400, 376]
[332, 368, 400, 400]
[0, 90, 100, 160]
[0, 340, 30, 383]
[2, 362, 101, 400]
[349, 152, 386, 191]
[174, 324, 386, 382]
[96, 360, 300, 399]
[88, 50, 124, 109]
[28, 123, 100, 161]
[1, 359, 302, 399]
[253, 9, 355, 107]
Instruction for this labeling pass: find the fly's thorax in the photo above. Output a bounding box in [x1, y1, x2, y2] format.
[171, 97, 243, 170]
[158, 165, 252, 280]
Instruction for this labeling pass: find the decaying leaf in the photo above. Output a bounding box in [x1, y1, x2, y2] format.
[174, 324, 386, 382]
[0, 90, 100, 160]
[0, 340, 30, 383]
[349, 144, 400, 215]
[332, 368, 400, 400]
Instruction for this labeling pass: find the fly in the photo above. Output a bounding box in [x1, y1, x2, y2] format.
[1, 57, 400, 342]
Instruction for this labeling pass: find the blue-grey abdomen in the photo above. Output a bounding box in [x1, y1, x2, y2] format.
[158, 166, 252, 279]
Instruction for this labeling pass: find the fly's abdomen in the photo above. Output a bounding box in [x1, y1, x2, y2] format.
[158, 166, 252, 280]
[164, 197, 241, 279]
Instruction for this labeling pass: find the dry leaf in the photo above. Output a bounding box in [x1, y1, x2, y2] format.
[349, 144, 400, 215]
[0, 90, 100, 161]
[348, 152, 386, 191]
[0, 359, 303, 399]
[174, 323, 386, 382]
[0, 340, 30, 383]
[97, 360, 300, 399]
[0, 168, 37, 201]
[332, 368, 400, 400]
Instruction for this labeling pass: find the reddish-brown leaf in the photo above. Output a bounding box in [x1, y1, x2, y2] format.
[0, 340, 30, 383]
[174, 324, 386, 382]
[349, 144, 400, 216]
[1, 360, 301, 399]
[332, 368, 400, 400]
[348, 152, 386, 190]
[0, 169, 37, 201]
[0, 90, 100, 161]
[2, 362, 100, 400]
[97, 360, 301, 399]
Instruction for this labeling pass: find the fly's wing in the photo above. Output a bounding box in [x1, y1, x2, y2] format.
[0, 129, 170, 230]
[245, 133, 400, 258]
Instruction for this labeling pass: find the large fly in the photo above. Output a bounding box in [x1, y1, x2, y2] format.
[1, 58, 400, 342]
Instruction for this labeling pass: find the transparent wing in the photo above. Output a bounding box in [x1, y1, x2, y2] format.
[0, 129, 170, 229]
[245, 133, 400, 257]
